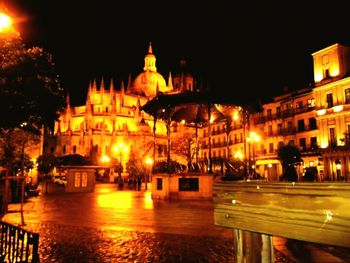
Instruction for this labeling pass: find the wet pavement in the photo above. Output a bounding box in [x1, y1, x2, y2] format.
[1, 182, 350, 262]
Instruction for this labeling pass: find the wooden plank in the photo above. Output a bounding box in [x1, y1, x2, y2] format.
[213, 181, 350, 248]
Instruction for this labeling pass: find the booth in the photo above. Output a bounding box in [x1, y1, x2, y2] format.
[63, 166, 96, 193]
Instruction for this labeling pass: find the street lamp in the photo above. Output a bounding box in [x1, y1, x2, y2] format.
[144, 157, 153, 190]
[113, 143, 129, 182]
[247, 131, 260, 179]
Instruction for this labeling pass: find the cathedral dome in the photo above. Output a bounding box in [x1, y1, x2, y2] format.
[129, 42, 172, 98]
[132, 71, 168, 97]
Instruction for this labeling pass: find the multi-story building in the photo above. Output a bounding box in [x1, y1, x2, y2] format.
[251, 88, 319, 180]
[241, 43, 350, 182]
[313, 43, 350, 181]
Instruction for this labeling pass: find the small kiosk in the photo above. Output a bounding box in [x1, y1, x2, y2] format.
[63, 166, 96, 193]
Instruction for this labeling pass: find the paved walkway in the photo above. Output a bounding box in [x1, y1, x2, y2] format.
[1, 182, 349, 262]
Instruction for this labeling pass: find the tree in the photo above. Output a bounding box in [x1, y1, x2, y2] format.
[277, 144, 302, 181]
[0, 35, 65, 132]
[0, 33, 65, 211]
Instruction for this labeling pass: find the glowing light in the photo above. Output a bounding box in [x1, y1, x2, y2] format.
[333, 105, 343, 112]
[268, 163, 272, 168]
[233, 111, 239, 121]
[143, 191, 153, 209]
[231, 199, 236, 204]
[309, 161, 314, 167]
[181, 119, 185, 124]
[330, 69, 339, 77]
[336, 163, 341, 170]
[145, 157, 153, 166]
[97, 191, 133, 208]
[316, 109, 326, 116]
[314, 73, 323, 82]
[101, 155, 110, 163]
[249, 131, 260, 142]
[324, 210, 333, 221]
[0, 13, 11, 32]
[234, 151, 243, 160]
[321, 142, 328, 149]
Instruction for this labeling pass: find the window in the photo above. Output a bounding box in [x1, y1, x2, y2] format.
[269, 143, 274, 153]
[276, 107, 281, 117]
[307, 98, 315, 108]
[268, 125, 273, 136]
[179, 178, 199, 191]
[299, 138, 306, 151]
[345, 88, 350, 104]
[277, 123, 282, 134]
[156, 178, 163, 190]
[309, 118, 317, 130]
[73, 145, 77, 154]
[267, 109, 272, 119]
[326, 93, 333, 108]
[329, 127, 336, 146]
[296, 101, 303, 109]
[287, 121, 293, 132]
[63, 145, 66, 154]
[298, 119, 305, 131]
[310, 137, 317, 149]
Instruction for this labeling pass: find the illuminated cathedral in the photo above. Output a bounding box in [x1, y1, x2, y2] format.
[44, 43, 196, 173]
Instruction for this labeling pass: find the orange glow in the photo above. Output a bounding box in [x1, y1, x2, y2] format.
[97, 191, 133, 208]
[316, 109, 326, 116]
[113, 143, 129, 154]
[330, 69, 339, 77]
[0, 12, 11, 32]
[145, 156, 153, 166]
[333, 105, 343, 112]
[234, 151, 243, 160]
[248, 131, 260, 142]
[143, 191, 153, 209]
[101, 155, 110, 163]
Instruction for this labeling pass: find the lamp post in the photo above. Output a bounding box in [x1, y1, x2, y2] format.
[113, 143, 129, 186]
[247, 131, 260, 179]
[144, 157, 153, 190]
[0, 11, 17, 216]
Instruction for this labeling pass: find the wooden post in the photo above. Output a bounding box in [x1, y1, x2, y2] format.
[233, 229, 274, 263]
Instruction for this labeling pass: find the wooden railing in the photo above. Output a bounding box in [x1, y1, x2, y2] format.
[0, 221, 39, 263]
[214, 181, 350, 262]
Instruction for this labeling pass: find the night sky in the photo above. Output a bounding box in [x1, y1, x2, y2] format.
[3, 1, 350, 106]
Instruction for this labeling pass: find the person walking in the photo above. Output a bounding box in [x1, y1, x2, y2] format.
[137, 176, 141, 191]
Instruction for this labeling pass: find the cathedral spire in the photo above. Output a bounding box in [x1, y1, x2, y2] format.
[168, 71, 173, 90]
[109, 78, 114, 94]
[143, 42, 157, 72]
[148, 42, 153, 54]
[100, 77, 105, 93]
[92, 78, 97, 93]
[66, 92, 71, 108]
[120, 80, 125, 107]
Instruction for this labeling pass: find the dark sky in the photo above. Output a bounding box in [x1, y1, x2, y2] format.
[4, 1, 350, 106]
